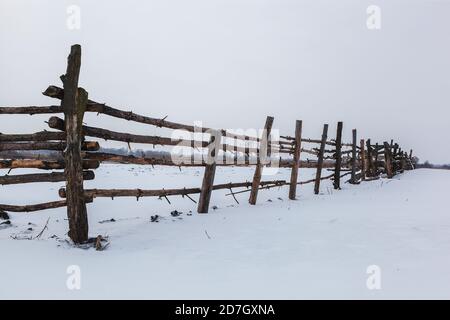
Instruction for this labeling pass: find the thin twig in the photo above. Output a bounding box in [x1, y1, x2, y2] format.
[34, 217, 50, 239]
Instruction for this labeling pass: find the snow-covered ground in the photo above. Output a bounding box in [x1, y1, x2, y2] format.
[1, 166, 449, 299]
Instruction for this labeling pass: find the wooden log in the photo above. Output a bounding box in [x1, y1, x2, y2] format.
[333, 121, 343, 190]
[360, 139, 366, 181]
[48, 116, 209, 148]
[61, 45, 89, 244]
[0, 200, 67, 212]
[314, 124, 329, 194]
[84, 151, 319, 168]
[0, 141, 99, 152]
[0, 105, 62, 115]
[369, 144, 384, 150]
[0, 131, 65, 142]
[301, 173, 334, 186]
[383, 141, 394, 178]
[0, 198, 93, 213]
[48, 116, 257, 153]
[350, 129, 358, 184]
[289, 120, 302, 200]
[0, 171, 94, 185]
[85, 152, 193, 167]
[342, 149, 354, 155]
[249, 116, 274, 205]
[301, 138, 335, 146]
[197, 131, 221, 213]
[278, 140, 295, 146]
[60, 187, 202, 199]
[0, 159, 98, 170]
[301, 148, 319, 156]
[59, 180, 287, 199]
[84, 151, 253, 167]
[43, 85, 260, 143]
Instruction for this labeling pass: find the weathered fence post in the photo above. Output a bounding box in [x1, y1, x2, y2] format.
[360, 139, 366, 181]
[249, 116, 274, 205]
[222, 134, 227, 164]
[244, 136, 250, 165]
[374, 142, 380, 176]
[392, 143, 399, 173]
[289, 120, 302, 200]
[366, 139, 374, 177]
[400, 151, 406, 172]
[198, 130, 221, 213]
[383, 141, 394, 178]
[314, 124, 328, 194]
[62, 45, 89, 244]
[407, 149, 414, 170]
[350, 129, 358, 184]
[333, 121, 343, 190]
[233, 137, 238, 165]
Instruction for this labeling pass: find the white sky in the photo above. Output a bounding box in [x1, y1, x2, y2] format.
[1, 0, 449, 163]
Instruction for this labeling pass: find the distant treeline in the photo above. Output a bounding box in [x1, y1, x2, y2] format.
[416, 161, 450, 170]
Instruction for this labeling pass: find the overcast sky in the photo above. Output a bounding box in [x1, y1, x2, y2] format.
[1, 0, 449, 163]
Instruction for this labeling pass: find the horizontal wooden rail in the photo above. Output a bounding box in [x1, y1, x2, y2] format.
[0, 141, 99, 152]
[84, 151, 338, 169]
[48, 116, 279, 154]
[0, 198, 93, 212]
[48, 116, 209, 147]
[84, 152, 265, 167]
[0, 131, 65, 142]
[58, 179, 287, 199]
[0, 171, 94, 185]
[42, 85, 261, 143]
[0, 159, 99, 170]
[0, 105, 62, 114]
[225, 172, 336, 197]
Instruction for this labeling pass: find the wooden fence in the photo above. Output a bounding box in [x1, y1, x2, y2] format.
[0, 45, 415, 244]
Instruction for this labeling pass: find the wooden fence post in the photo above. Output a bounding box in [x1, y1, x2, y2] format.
[244, 136, 250, 165]
[350, 129, 358, 184]
[383, 141, 394, 178]
[406, 149, 414, 170]
[249, 116, 274, 205]
[400, 151, 406, 172]
[289, 120, 302, 200]
[62, 45, 89, 244]
[360, 139, 366, 181]
[333, 121, 343, 190]
[233, 137, 238, 165]
[366, 139, 374, 177]
[374, 142, 380, 176]
[198, 130, 221, 213]
[392, 143, 399, 173]
[314, 124, 328, 194]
